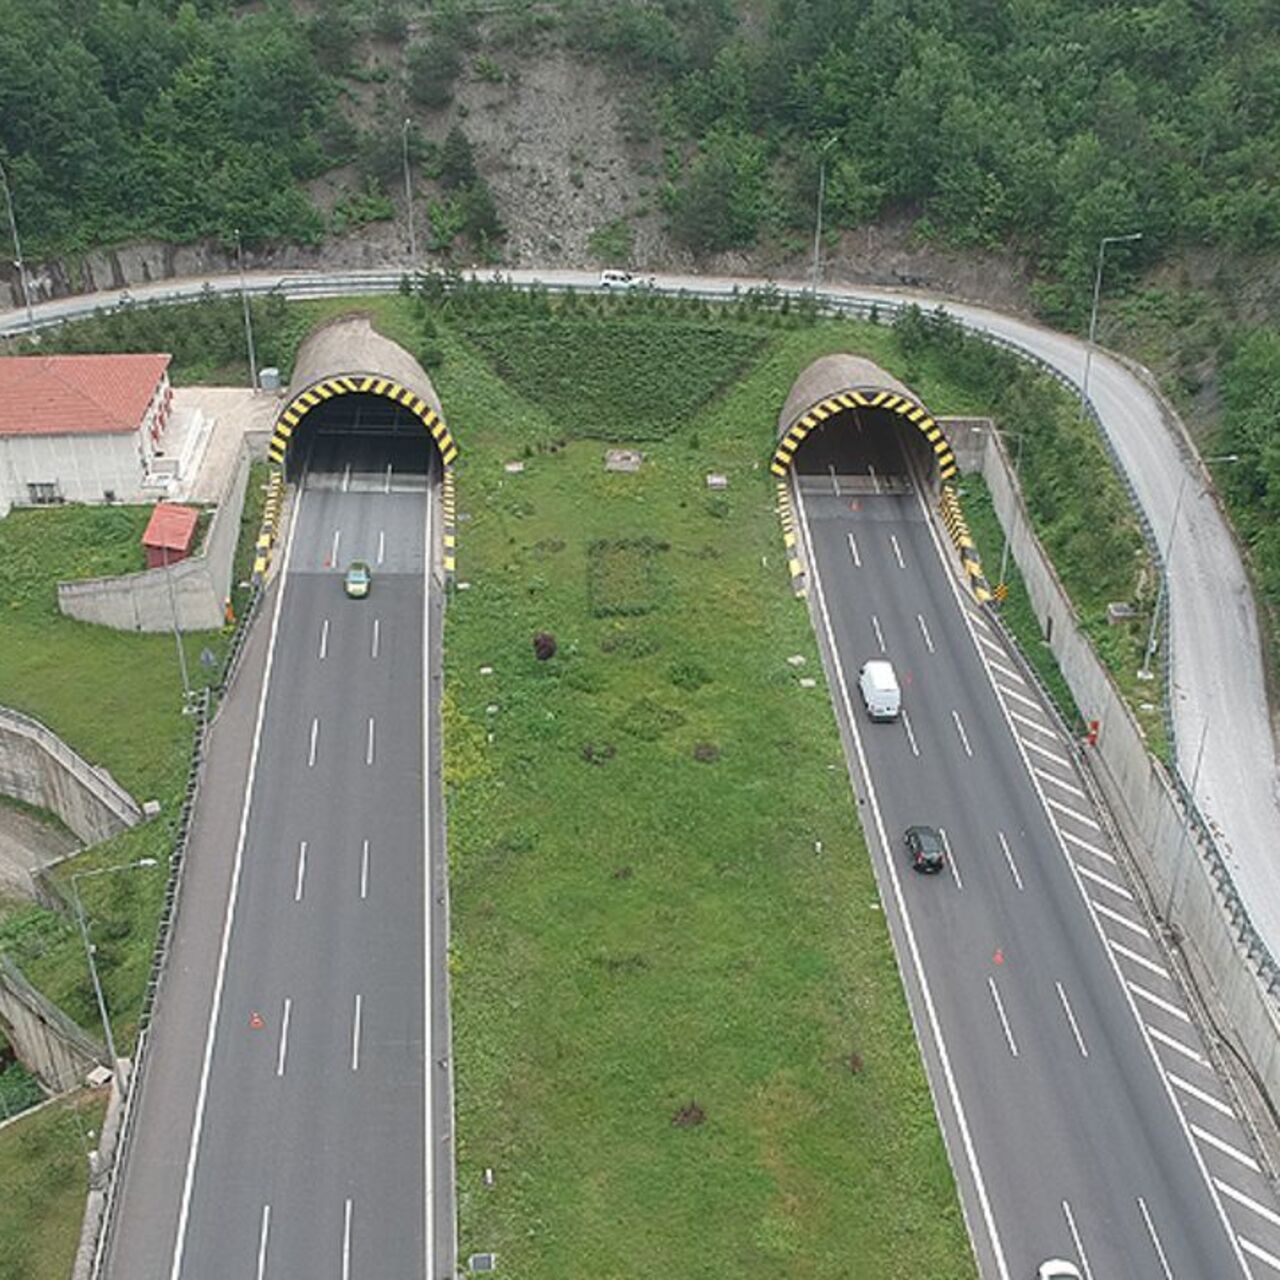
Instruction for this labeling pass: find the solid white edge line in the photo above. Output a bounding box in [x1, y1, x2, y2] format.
[168, 470, 304, 1280]
[423, 473, 436, 1277]
[908, 479, 1254, 1278]
[256, 1203, 270, 1280]
[276, 997, 292, 1078]
[1056, 980, 1089, 1058]
[793, 478, 1011, 1280]
[1137, 1195, 1175, 1280]
[1191, 1122, 1262, 1172]
[988, 975, 1019, 1058]
[1062, 1199, 1095, 1280]
[351, 992, 362, 1072]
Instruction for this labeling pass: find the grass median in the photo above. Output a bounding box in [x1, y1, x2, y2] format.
[436, 311, 977, 1278]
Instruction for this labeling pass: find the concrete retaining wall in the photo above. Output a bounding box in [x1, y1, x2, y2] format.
[57, 442, 250, 633]
[0, 707, 141, 846]
[977, 434, 1280, 1105]
[0, 956, 105, 1092]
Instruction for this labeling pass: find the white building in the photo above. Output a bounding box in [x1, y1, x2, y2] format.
[0, 353, 174, 517]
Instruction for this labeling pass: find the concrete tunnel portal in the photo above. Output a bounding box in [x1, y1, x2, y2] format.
[770, 354, 957, 489]
[268, 314, 459, 484]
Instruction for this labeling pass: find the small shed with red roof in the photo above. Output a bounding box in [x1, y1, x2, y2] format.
[142, 502, 200, 569]
[0, 353, 173, 517]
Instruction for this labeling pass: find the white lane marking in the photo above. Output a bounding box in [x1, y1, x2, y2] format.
[1077, 863, 1134, 901]
[351, 993, 363, 1072]
[917, 613, 935, 653]
[319, 618, 329, 661]
[1192, 1123, 1262, 1172]
[996, 682, 1041, 711]
[1009, 707, 1059, 738]
[940, 826, 962, 891]
[377, 529, 385, 565]
[1137, 1196, 1175, 1280]
[384, 462, 392, 494]
[987, 657, 1024, 684]
[330, 527, 341, 565]
[970, 611, 992, 633]
[997, 831, 1024, 891]
[366, 717, 375, 766]
[360, 838, 370, 900]
[1056, 981, 1089, 1058]
[169, 475, 303, 1280]
[1240, 1235, 1280, 1274]
[988, 976, 1018, 1057]
[793, 478, 1011, 1279]
[951, 708, 974, 758]
[1059, 827, 1117, 864]
[828, 463, 840, 496]
[275, 997, 292, 1078]
[1111, 939, 1170, 981]
[1216, 1178, 1280, 1230]
[889, 533, 905, 568]
[422, 475, 437, 1274]
[294, 840, 307, 902]
[871, 614, 886, 653]
[1062, 1199, 1094, 1280]
[1033, 767, 1087, 800]
[1148, 1023, 1207, 1067]
[372, 618, 381, 660]
[1091, 900, 1149, 937]
[1128, 980, 1193, 1024]
[1168, 1071, 1235, 1119]
[308, 717, 319, 768]
[901, 709, 920, 758]
[342, 1197, 353, 1280]
[869, 463, 880, 495]
[847, 533, 861, 567]
[1044, 795, 1101, 831]
[1022, 735, 1070, 768]
[342, 462, 351, 493]
[256, 1204, 271, 1280]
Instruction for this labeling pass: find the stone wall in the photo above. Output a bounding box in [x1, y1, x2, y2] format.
[57, 441, 250, 633]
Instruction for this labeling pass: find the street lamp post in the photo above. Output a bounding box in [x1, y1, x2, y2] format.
[68, 859, 159, 1075]
[402, 118, 417, 266]
[0, 157, 37, 337]
[234, 228, 258, 393]
[811, 136, 838, 291]
[1139, 454, 1240, 680]
[1079, 231, 1142, 418]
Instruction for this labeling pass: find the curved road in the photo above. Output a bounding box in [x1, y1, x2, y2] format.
[3, 266, 1276, 953]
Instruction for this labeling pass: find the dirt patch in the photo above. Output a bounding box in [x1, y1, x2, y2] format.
[0, 802, 80, 900]
[672, 1101, 705, 1128]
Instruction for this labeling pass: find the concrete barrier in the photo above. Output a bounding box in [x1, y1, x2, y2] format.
[0, 956, 106, 1091]
[977, 432, 1280, 1110]
[57, 441, 251, 633]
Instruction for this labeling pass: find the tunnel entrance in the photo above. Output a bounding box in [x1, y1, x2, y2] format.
[770, 356, 956, 491]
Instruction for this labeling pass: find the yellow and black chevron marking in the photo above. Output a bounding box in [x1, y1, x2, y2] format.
[441, 469, 457, 579]
[267, 375, 459, 468]
[252, 467, 285, 582]
[770, 389, 957, 482]
[775, 479, 806, 596]
[939, 485, 994, 604]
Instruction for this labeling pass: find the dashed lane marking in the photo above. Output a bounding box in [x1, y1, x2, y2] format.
[1091, 899, 1150, 938]
[1110, 939, 1170, 981]
[1059, 827, 1117, 864]
[1044, 795, 1102, 830]
[1077, 863, 1134, 901]
[1169, 1071, 1236, 1119]
[1033, 767, 1088, 800]
[1147, 1023, 1207, 1067]
[1129, 980, 1193, 1024]
[1192, 1123, 1262, 1173]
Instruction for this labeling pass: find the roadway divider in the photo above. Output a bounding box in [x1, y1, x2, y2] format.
[441, 468, 457, 581]
[251, 468, 284, 584]
[939, 484, 994, 604]
[775, 479, 806, 596]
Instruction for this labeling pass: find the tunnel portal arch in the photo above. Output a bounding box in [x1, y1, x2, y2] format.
[267, 314, 458, 470]
[770, 354, 956, 483]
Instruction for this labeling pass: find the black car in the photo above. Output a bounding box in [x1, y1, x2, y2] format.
[905, 825, 945, 873]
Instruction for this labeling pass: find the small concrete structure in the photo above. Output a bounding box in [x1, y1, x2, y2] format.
[706, 473, 728, 490]
[141, 503, 199, 569]
[605, 449, 643, 473]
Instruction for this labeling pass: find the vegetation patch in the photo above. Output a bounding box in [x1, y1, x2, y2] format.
[586, 537, 664, 617]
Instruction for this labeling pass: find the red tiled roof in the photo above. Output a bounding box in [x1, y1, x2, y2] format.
[0, 353, 171, 437]
[142, 503, 199, 553]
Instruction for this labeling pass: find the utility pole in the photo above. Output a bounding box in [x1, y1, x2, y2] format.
[402, 118, 417, 266]
[234, 228, 258, 392]
[1079, 231, 1142, 418]
[0, 156, 37, 337]
[811, 136, 838, 291]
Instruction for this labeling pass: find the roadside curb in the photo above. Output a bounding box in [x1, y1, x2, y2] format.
[441, 468, 457, 582]
[775, 480, 806, 597]
[939, 484, 994, 603]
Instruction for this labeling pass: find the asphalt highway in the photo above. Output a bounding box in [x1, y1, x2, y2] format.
[159, 430, 451, 1279]
[791, 433, 1280, 1278]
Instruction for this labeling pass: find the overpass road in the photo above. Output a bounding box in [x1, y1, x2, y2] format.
[791, 435, 1280, 1278]
[106, 429, 453, 1279]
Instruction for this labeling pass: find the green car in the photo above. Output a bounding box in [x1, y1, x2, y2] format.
[344, 560, 371, 599]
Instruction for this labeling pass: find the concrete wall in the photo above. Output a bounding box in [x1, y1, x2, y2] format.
[0, 956, 105, 1092]
[0, 430, 149, 509]
[0, 707, 140, 846]
[977, 434, 1280, 1105]
[56, 441, 250, 633]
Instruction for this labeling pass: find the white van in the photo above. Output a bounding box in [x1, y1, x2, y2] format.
[858, 660, 901, 721]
